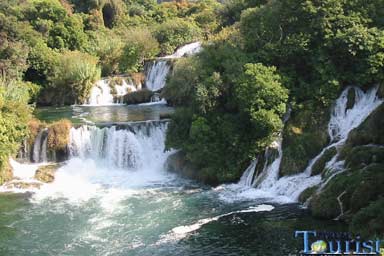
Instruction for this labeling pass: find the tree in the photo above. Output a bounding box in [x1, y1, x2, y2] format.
[118, 27, 159, 73]
[50, 51, 101, 104]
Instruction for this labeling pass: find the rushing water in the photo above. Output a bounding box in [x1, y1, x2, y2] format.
[1, 104, 349, 255]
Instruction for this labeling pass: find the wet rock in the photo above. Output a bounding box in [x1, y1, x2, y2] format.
[4, 180, 42, 190]
[34, 163, 61, 183]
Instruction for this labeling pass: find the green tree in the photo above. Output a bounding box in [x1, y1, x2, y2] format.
[118, 27, 159, 73]
[50, 51, 101, 104]
[0, 77, 32, 184]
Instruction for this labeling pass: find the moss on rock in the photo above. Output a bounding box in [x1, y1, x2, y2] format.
[123, 89, 154, 105]
[47, 119, 72, 151]
[311, 147, 337, 176]
[280, 102, 330, 176]
[345, 103, 384, 147]
[298, 185, 318, 204]
[166, 150, 199, 180]
[350, 198, 384, 238]
[310, 163, 384, 221]
[346, 87, 356, 110]
[35, 163, 61, 183]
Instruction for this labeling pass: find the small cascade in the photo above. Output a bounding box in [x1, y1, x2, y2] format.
[252, 140, 283, 189]
[144, 42, 202, 92]
[163, 42, 202, 59]
[238, 160, 257, 187]
[87, 78, 137, 105]
[69, 121, 170, 170]
[32, 128, 48, 163]
[145, 60, 171, 92]
[236, 86, 383, 202]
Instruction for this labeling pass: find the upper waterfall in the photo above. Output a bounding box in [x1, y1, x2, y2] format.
[144, 42, 202, 92]
[162, 42, 202, 59]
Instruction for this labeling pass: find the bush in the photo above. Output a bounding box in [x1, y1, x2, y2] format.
[47, 119, 72, 151]
[50, 51, 101, 104]
[0, 77, 31, 184]
[123, 89, 153, 104]
[154, 18, 202, 55]
[118, 27, 159, 73]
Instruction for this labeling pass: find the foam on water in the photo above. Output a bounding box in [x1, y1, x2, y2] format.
[230, 86, 383, 202]
[159, 204, 274, 242]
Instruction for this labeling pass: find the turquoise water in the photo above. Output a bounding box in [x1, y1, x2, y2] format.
[34, 104, 174, 124]
[1, 105, 347, 255]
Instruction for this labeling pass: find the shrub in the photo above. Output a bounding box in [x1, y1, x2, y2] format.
[47, 119, 72, 151]
[118, 27, 159, 73]
[50, 51, 101, 104]
[154, 18, 201, 55]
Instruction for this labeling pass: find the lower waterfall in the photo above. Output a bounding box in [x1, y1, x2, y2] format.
[235, 86, 383, 202]
[69, 121, 171, 171]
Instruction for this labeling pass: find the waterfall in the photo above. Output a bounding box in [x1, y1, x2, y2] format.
[87, 78, 137, 105]
[252, 140, 283, 189]
[237, 86, 383, 201]
[69, 121, 170, 170]
[32, 128, 48, 163]
[163, 42, 202, 59]
[145, 61, 171, 92]
[144, 42, 202, 92]
[238, 159, 257, 187]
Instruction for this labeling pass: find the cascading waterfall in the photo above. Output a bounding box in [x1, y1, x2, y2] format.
[238, 159, 257, 187]
[145, 61, 171, 92]
[237, 86, 383, 201]
[87, 78, 137, 105]
[69, 121, 170, 170]
[163, 42, 202, 59]
[32, 128, 48, 163]
[144, 42, 202, 92]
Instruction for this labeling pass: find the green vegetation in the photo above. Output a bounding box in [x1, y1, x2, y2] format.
[0, 0, 219, 106]
[0, 77, 32, 183]
[309, 103, 384, 237]
[47, 119, 72, 151]
[163, 0, 384, 184]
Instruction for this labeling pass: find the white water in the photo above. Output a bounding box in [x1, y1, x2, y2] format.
[238, 159, 257, 187]
[145, 61, 171, 91]
[87, 78, 137, 106]
[231, 86, 383, 202]
[69, 122, 170, 170]
[145, 42, 202, 92]
[160, 204, 274, 242]
[28, 121, 176, 204]
[163, 42, 202, 59]
[32, 128, 48, 163]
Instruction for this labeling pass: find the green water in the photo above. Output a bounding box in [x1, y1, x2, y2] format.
[34, 104, 174, 124]
[0, 185, 347, 256]
[0, 105, 348, 256]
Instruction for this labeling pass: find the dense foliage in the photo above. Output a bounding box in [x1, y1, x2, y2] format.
[163, 0, 384, 184]
[0, 77, 32, 183]
[0, 0, 219, 105]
